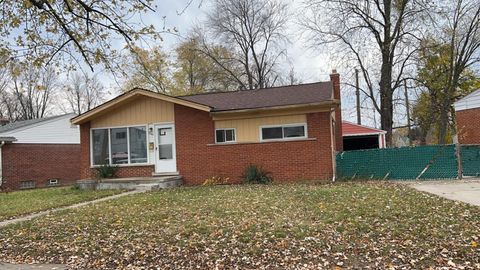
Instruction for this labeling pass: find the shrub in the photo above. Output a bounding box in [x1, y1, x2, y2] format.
[95, 163, 118, 179]
[202, 176, 230, 186]
[242, 165, 272, 184]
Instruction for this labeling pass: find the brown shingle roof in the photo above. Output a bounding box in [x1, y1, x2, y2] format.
[178, 82, 334, 112]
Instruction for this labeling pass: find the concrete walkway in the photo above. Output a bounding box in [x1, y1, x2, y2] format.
[0, 190, 144, 228]
[0, 262, 66, 270]
[411, 179, 480, 206]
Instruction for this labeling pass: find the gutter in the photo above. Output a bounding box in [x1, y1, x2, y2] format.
[210, 100, 340, 115]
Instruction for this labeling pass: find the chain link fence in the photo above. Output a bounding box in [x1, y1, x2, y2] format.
[335, 144, 480, 180]
[461, 145, 480, 177]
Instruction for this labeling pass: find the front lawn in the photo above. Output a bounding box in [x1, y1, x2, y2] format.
[0, 183, 479, 269]
[0, 186, 121, 221]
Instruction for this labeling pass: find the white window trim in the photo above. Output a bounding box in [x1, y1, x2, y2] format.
[48, 179, 59, 186]
[215, 128, 237, 144]
[259, 123, 308, 142]
[90, 124, 149, 167]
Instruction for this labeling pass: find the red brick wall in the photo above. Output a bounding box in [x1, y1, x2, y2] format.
[78, 104, 336, 184]
[174, 104, 334, 185]
[79, 122, 154, 179]
[80, 122, 91, 179]
[330, 72, 343, 152]
[1, 143, 80, 190]
[456, 108, 480, 144]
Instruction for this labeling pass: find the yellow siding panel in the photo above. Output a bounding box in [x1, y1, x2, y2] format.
[215, 114, 307, 142]
[91, 96, 174, 128]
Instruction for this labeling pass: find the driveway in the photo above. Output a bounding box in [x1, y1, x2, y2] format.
[411, 179, 480, 206]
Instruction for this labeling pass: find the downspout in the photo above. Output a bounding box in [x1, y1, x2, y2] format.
[0, 141, 5, 187]
[330, 108, 337, 182]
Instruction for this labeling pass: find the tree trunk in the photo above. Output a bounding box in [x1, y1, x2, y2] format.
[380, 0, 394, 147]
[438, 87, 452, 145]
[379, 55, 394, 146]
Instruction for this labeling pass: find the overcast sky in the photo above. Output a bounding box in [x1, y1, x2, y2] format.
[151, 0, 335, 81]
[94, 0, 381, 127]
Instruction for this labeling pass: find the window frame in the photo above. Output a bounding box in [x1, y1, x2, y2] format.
[90, 125, 149, 167]
[259, 123, 308, 142]
[215, 128, 237, 144]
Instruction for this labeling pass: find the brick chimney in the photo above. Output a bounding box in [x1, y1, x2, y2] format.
[0, 118, 9, 126]
[330, 69, 343, 151]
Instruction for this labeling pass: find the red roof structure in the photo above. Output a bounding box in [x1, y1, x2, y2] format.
[342, 121, 386, 136]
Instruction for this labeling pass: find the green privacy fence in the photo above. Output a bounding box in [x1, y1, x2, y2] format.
[461, 145, 480, 177]
[336, 145, 463, 180]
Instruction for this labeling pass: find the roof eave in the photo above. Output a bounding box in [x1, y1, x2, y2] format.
[342, 121, 386, 133]
[210, 100, 339, 121]
[343, 132, 387, 137]
[211, 100, 339, 114]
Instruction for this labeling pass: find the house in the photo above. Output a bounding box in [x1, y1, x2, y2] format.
[71, 71, 343, 185]
[0, 114, 80, 190]
[342, 121, 387, 151]
[454, 89, 480, 144]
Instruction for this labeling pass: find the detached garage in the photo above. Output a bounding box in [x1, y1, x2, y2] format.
[0, 114, 80, 191]
[342, 121, 386, 151]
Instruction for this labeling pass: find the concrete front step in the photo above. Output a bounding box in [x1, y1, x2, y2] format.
[152, 171, 180, 177]
[77, 176, 182, 191]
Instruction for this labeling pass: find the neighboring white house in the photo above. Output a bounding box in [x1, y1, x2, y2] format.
[454, 89, 480, 112]
[0, 114, 81, 190]
[0, 113, 80, 144]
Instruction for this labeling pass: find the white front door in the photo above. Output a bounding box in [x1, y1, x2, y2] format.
[155, 124, 177, 173]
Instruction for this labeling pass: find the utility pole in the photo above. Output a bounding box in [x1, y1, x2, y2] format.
[404, 83, 411, 145]
[355, 69, 361, 125]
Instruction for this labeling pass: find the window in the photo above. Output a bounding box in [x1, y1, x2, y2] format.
[48, 179, 59, 186]
[284, 125, 306, 138]
[216, 129, 236, 143]
[92, 129, 110, 165]
[91, 126, 148, 166]
[20, 180, 35, 189]
[261, 127, 283, 140]
[158, 127, 173, 159]
[129, 127, 148, 163]
[111, 128, 128, 164]
[261, 124, 307, 141]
